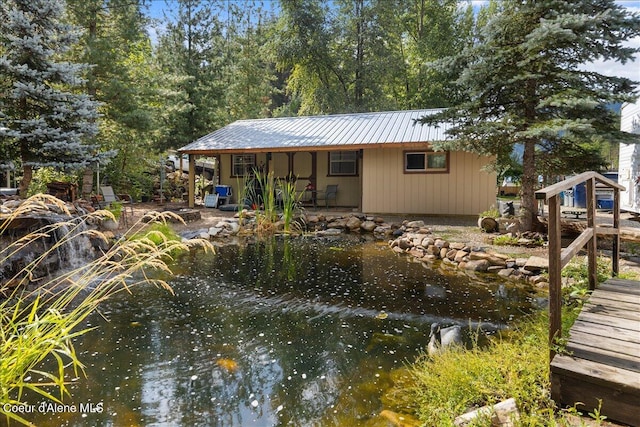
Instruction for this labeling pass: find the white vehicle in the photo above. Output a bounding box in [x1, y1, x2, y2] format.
[618, 101, 640, 214]
[166, 153, 190, 172]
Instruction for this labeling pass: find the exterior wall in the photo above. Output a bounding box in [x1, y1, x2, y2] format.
[362, 147, 496, 215]
[619, 101, 640, 214]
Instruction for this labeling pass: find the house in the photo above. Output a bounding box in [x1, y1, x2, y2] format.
[178, 109, 497, 216]
[619, 100, 640, 214]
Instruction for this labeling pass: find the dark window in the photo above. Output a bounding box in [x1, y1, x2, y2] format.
[232, 154, 256, 177]
[404, 151, 449, 173]
[329, 151, 358, 176]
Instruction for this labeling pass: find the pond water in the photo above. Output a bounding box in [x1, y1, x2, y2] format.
[30, 236, 538, 426]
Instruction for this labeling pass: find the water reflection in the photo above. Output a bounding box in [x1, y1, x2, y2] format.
[29, 236, 536, 426]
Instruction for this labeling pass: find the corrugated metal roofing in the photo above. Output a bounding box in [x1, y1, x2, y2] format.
[179, 109, 451, 153]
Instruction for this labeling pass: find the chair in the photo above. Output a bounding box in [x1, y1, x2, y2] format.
[100, 186, 134, 226]
[204, 193, 219, 208]
[316, 184, 338, 208]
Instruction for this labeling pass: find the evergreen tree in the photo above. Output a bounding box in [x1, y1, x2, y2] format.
[421, 0, 640, 231]
[0, 0, 105, 197]
[153, 0, 226, 150]
[66, 0, 157, 196]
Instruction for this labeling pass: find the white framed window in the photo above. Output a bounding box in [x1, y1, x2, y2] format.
[328, 151, 358, 176]
[404, 151, 449, 173]
[232, 154, 256, 177]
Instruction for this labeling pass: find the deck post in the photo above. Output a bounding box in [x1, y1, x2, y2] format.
[548, 193, 562, 360]
[587, 178, 597, 290]
[613, 188, 620, 276]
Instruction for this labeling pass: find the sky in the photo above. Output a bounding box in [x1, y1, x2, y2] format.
[144, 0, 640, 82]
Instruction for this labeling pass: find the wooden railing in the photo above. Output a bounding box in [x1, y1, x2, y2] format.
[535, 172, 624, 359]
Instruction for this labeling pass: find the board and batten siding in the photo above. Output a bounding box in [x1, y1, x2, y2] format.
[362, 148, 496, 215]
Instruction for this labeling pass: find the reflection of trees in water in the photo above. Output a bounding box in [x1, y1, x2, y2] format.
[32, 238, 537, 426]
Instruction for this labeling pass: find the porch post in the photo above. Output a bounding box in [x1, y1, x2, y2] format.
[188, 154, 195, 208]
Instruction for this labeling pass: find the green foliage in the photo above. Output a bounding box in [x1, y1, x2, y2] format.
[0, 0, 106, 196]
[26, 168, 78, 198]
[479, 206, 500, 218]
[421, 0, 640, 231]
[384, 313, 553, 426]
[0, 195, 213, 426]
[492, 234, 520, 246]
[279, 175, 304, 233]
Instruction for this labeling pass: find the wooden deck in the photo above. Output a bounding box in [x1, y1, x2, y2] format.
[551, 278, 640, 426]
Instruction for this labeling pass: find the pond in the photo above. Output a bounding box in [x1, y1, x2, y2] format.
[30, 236, 538, 426]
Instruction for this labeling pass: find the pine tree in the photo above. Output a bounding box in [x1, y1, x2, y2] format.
[421, 0, 640, 231]
[0, 0, 104, 197]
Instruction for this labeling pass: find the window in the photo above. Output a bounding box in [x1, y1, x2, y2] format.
[329, 151, 358, 176]
[232, 154, 256, 177]
[404, 151, 449, 173]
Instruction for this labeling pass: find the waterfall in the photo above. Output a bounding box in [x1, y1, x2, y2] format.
[1, 214, 97, 291]
[53, 216, 95, 270]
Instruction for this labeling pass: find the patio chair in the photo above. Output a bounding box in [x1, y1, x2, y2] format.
[316, 184, 338, 208]
[100, 186, 134, 225]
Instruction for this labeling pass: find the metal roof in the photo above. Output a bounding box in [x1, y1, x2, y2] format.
[179, 109, 451, 153]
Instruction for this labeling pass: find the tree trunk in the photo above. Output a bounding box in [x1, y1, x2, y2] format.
[81, 167, 94, 198]
[520, 138, 537, 232]
[19, 164, 32, 199]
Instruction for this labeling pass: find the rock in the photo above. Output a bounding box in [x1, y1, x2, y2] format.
[463, 259, 490, 272]
[498, 268, 515, 277]
[392, 246, 405, 254]
[374, 225, 392, 235]
[409, 248, 424, 258]
[515, 258, 528, 267]
[523, 256, 549, 272]
[327, 218, 347, 229]
[440, 247, 449, 259]
[445, 248, 457, 260]
[468, 251, 506, 266]
[346, 216, 362, 231]
[421, 237, 435, 247]
[208, 227, 223, 237]
[398, 238, 413, 250]
[361, 220, 377, 232]
[454, 250, 468, 263]
[316, 228, 343, 236]
[434, 239, 449, 249]
[426, 245, 440, 256]
[450, 242, 466, 250]
[405, 220, 425, 228]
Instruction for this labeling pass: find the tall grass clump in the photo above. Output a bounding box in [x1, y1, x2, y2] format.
[384, 313, 553, 425]
[0, 194, 213, 426]
[384, 256, 617, 426]
[279, 175, 304, 233]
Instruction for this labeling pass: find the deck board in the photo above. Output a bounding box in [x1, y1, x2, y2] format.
[551, 278, 640, 427]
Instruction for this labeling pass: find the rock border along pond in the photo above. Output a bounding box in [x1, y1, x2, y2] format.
[1, 197, 549, 291]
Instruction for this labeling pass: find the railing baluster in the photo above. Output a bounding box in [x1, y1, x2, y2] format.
[587, 178, 597, 290]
